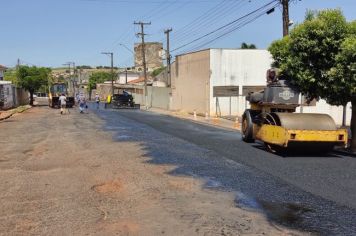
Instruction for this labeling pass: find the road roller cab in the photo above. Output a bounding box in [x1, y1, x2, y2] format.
[242, 69, 348, 153]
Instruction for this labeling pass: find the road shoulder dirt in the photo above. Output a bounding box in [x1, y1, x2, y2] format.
[0, 107, 304, 235]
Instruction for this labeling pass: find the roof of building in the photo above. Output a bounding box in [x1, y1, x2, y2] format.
[0, 65, 7, 70]
[0, 81, 12, 85]
[128, 77, 145, 84]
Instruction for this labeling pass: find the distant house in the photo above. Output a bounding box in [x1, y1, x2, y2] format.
[128, 76, 153, 86]
[0, 65, 7, 81]
[117, 71, 140, 84]
[134, 42, 164, 72]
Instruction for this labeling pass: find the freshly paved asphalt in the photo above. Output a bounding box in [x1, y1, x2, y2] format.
[93, 107, 356, 235]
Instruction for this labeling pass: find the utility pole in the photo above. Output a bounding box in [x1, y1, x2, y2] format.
[134, 21, 151, 109]
[164, 28, 173, 87]
[17, 59, 20, 70]
[342, 105, 347, 127]
[71, 62, 76, 97]
[63, 62, 72, 96]
[125, 68, 128, 84]
[281, 0, 289, 36]
[101, 52, 114, 97]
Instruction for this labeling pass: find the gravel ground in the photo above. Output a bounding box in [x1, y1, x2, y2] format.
[0, 107, 306, 236]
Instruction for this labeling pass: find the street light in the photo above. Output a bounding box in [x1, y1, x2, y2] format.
[101, 52, 114, 97]
[119, 43, 134, 55]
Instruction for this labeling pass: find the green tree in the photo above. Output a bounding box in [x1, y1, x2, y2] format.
[240, 42, 257, 49]
[4, 69, 18, 84]
[151, 66, 166, 77]
[269, 9, 356, 151]
[88, 71, 112, 98]
[17, 66, 51, 105]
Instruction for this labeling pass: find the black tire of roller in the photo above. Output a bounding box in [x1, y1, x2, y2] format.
[242, 110, 255, 143]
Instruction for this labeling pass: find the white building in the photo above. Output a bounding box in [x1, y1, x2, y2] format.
[171, 48, 350, 126]
[117, 71, 140, 84]
[171, 49, 272, 117]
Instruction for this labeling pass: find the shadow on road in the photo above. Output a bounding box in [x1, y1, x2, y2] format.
[251, 143, 344, 159]
[94, 108, 356, 235]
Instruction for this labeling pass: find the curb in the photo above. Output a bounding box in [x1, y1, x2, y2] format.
[0, 105, 32, 121]
[144, 109, 242, 132]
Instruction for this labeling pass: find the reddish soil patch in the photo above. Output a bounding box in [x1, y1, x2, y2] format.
[99, 220, 140, 235]
[168, 179, 196, 192]
[14, 219, 39, 233]
[92, 179, 123, 193]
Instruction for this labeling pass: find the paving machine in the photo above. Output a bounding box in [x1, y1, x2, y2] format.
[242, 69, 348, 153]
[48, 83, 75, 108]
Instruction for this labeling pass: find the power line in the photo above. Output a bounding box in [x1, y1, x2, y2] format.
[171, 0, 279, 53]
[183, 2, 280, 54]
[79, 0, 234, 3]
[171, 0, 247, 44]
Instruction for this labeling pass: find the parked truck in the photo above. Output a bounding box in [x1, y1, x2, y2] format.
[48, 82, 75, 108]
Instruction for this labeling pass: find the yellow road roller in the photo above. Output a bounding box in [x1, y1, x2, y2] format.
[242, 69, 348, 153]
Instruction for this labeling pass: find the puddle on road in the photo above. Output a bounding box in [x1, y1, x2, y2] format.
[235, 192, 260, 209]
[203, 177, 224, 189]
[234, 193, 314, 226]
[104, 126, 128, 131]
[259, 201, 313, 225]
[115, 135, 132, 140]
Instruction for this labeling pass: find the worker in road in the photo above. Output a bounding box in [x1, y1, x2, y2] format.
[59, 93, 67, 115]
[78, 93, 87, 114]
[95, 93, 100, 109]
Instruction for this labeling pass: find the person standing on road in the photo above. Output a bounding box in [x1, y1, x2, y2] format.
[79, 93, 86, 114]
[76, 93, 80, 105]
[95, 93, 100, 109]
[59, 93, 67, 115]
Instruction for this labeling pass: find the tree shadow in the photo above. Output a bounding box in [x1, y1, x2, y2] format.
[94, 109, 356, 235]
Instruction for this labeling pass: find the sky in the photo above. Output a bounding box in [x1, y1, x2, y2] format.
[0, 0, 355, 68]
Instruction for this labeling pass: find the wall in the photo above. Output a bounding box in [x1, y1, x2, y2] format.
[0, 83, 14, 110]
[296, 99, 351, 126]
[171, 50, 210, 115]
[15, 88, 29, 106]
[210, 49, 273, 117]
[132, 86, 171, 110]
[149, 87, 171, 110]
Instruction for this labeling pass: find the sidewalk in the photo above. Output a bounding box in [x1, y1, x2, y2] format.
[145, 107, 242, 132]
[0, 105, 32, 121]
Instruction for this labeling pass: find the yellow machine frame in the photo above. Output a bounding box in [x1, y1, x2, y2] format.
[256, 124, 348, 148]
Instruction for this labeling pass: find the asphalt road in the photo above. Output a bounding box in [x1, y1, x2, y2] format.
[94, 107, 356, 235]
